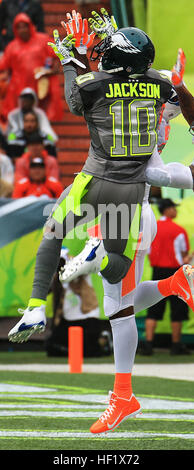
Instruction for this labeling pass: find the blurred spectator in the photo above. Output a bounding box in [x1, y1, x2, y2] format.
[0, 0, 44, 51]
[75, 0, 101, 20]
[7, 88, 58, 142]
[74, 1, 101, 21]
[0, 70, 9, 99]
[46, 247, 113, 357]
[0, 13, 64, 121]
[12, 155, 63, 199]
[0, 130, 14, 196]
[7, 110, 57, 158]
[75, 0, 100, 6]
[14, 133, 59, 182]
[142, 198, 192, 356]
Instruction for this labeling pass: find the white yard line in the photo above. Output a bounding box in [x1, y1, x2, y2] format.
[0, 430, 194, 440]
[1, 410, 194, 420]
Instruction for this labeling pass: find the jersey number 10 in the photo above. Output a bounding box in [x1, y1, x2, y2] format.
[110, 99, 157, 158]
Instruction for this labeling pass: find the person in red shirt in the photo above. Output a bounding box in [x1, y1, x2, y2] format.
[142, 198, 192, 356]
[12, 155, 63, 199]
[0, 13, 63, 121]
[14, 133, 59, 182]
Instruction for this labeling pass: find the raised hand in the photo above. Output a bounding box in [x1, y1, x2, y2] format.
[88, 8, 118, 39]
[61, 10, 95, 54]
[172, 48, 186, 87]
[48, 29, 86, 69]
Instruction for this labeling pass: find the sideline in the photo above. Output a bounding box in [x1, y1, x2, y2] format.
[0, 363, 194, 381]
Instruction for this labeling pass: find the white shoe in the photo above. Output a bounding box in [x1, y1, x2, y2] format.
[59, 237, 106, 283]
[8, 305, 46, 343]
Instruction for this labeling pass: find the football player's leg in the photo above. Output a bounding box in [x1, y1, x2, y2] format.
[8, 182, 94, 343]
[101, 201, 166, 317]
[129, 204, 194, 313]
[59, 177, 107, 283]
[90, 201, 152, 434]
[60, 180, 145, 285]
[99, 182, 144, 284]
[125, 208, 194, 314]
[90, 285, 141, 434]
[134, 265, 194, 313]
[8, 185, 72, 343]
[59, 236, 106, 283]
[145, 147, 194, 190]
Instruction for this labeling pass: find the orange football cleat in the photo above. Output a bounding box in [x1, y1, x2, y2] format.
[170, 265, 194, 311]
[172, 48, 186, 87]
[90, 391, 141, 434]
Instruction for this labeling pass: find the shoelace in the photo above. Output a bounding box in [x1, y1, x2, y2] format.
[99, 392, 117, 423]
[100, 401, 117, 423]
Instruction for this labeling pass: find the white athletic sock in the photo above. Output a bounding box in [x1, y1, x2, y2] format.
[110, 314, 138, 373]
[134, 281, 164, 314]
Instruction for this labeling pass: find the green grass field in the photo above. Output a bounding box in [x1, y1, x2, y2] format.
[0, 351, 194, 453]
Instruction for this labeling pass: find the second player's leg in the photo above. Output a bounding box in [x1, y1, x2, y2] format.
[145, 147, 194, 190]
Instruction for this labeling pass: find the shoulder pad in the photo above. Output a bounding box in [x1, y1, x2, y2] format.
[76, 72, 96, 87]
[147, 68, 172, 84]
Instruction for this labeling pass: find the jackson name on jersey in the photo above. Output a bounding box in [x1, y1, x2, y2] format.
[105, 81, 161, 99]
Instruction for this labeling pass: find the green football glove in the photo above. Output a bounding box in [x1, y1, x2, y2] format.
[88, 8, 118, 39]
[48, 30, 86, 69]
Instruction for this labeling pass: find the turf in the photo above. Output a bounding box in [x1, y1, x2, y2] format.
[0, 353, 194, 453]
[0, 369, 194, 398]
[1, 349, 194, 364]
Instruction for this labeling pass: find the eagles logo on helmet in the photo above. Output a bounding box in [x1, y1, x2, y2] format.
[90, 27, 155, 75]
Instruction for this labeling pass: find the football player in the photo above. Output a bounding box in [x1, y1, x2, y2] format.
[56, 11, 194, 434]
[8, 11, 175, 336]
[8, 10, 194, 434]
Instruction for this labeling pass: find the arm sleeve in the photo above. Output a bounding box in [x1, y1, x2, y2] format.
[175, 84, 194, 126]
[36, 109, 58, 141]
[63, 64, 84, 116]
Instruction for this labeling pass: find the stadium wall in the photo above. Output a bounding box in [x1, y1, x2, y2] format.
[147, 0, 194, 72]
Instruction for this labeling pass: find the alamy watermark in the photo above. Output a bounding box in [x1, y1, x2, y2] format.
[42, 199, 154, 252]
